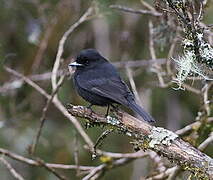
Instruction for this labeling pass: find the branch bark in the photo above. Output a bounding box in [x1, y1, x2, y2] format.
[67, 105, 213, 179]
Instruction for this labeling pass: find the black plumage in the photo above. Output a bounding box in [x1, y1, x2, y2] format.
[69, 49, 155, 123]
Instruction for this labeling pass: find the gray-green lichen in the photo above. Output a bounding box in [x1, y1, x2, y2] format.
[148, 127, 178, 148]
[173, 34, 213, 89]
[166, 0, 213, 88]
[106, 116, 120, 126]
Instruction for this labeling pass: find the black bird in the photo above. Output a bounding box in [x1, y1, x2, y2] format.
[69, 49, 155, 123]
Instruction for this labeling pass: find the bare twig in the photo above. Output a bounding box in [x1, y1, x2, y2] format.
[74, 133, 80, 176]
[181, 83, 202, 95]
[32, 17, 58, 71]
[148, 21, 167, 87]
[167, 36, 179, 74]
[198, 132, 213, 151]
[36, 158, 68, 180]
[166, 166, 181, 180]
[148, 151, 166, 173]
[4, 66, 50, 99]
[0, 59, 166, 94]
[126, 67, 142, 106]
[140, 0, 157, 12]
[82, 164, 105, 180]
[0, 157, 25, 180]
[146, 166, 178, 180]
[82, 158, 133, 180]
[51, 6, 94, 91]
[175, 116, 213, 136]
[30, 74, 67, 154]
[110, 5, 162, 16]
[99, 150, 149, 159]
[0, 148, 94, 171]
[4, 66, 94, 150]
[202, 82, 212, 116]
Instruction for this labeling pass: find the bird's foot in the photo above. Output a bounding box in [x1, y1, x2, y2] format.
[86, 104, 94, 110]
[105, 104, 110, 118]
[110, 104, 120, 115]
[86, 104, 96, 116]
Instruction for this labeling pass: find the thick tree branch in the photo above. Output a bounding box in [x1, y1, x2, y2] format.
[67, 105, 213, 179]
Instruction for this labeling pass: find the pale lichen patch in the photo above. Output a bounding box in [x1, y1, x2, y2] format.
[172, 51, 211, 89]
[106, 116, 120, 126]
[172, 30, 213, 89]
[148, 127, 178, 148]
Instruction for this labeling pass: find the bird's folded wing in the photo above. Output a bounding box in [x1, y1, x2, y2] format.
[77, 77, 133, 105]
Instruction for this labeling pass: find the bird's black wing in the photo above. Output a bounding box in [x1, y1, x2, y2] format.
[76, 60, 135, 105]
[76, 74, 134, 106]
[77, 75, 155, 122]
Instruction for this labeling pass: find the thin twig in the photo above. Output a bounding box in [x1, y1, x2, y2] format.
[148, 151, 166, 173]
[0, 147, 94, 171]
[32, 17, 58, 71]
[0, 157, 25, 180]
[146, 166, 178, 180]
[167, 36, 179, 74]
[0, 59, 166, 94]
[148, 20, 166, 87]
[36, 158, 68, 180]
[82, 164, 105, 180]
[51, 6, 94, 91]
[181, 83, 202, 95]
[198, 132, 213, 151]
[110, 5, 162, 16]
[175, 117, 213, 136]
[126, 67, 143, 106]
[74, 133, 80, 176]
[4, 66, 50, 99]
[30, 75, 67, 154]
[202, 82, 212, 116]
[82, 158, 133, 180]
[100, 150, 149, 159]
[4, 67, 94, 150]
[140, 0, 157, 12]
[167, 166, 181, 180]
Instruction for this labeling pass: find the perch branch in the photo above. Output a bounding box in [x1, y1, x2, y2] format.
[67, 105, 213, 179]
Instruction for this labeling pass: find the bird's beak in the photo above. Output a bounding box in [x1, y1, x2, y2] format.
[69, 62, 84, 67]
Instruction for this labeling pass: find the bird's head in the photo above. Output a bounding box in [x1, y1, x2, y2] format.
[69, 49, 105, 69]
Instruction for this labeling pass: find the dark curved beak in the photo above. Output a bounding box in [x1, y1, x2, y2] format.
[69, 62, 84, 67]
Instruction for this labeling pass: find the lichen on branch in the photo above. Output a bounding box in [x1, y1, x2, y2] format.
[67, 104, 213, 179]
[164, 0, 213, 88]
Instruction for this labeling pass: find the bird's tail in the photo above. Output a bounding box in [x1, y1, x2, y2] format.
[128, 101, 155, 123]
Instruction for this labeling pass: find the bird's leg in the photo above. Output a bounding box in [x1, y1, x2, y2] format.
[87, 103, 93, 110]
[105, 104, 110, 117]
[92, 128, 114, 160]
[84, 104, 96, 129]
[111, 104, 120, 111]
[86, 103, 95, 114]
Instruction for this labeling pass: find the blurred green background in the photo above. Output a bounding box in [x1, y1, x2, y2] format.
[0, 0, 212, 179]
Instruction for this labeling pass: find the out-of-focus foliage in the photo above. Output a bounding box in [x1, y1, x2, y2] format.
[0, 0, 212, 179]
